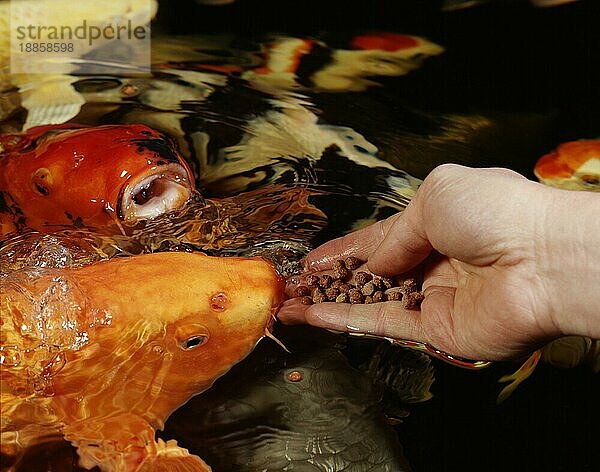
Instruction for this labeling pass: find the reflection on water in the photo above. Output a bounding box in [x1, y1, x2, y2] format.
[0, 184, 325, 277]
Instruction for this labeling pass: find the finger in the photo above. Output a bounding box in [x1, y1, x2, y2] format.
[421, 252, 459, 293]
[367, 198, 432, 277]
[277, 298, 311, 325]
[419, 285, 459, 353]
[303, 301, 427, 343]
[304, 213, 403, 271]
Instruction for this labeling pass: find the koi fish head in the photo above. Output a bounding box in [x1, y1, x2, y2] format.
[534, 139, 600, 191]
[0, 124, 195, 234]
[36, 252, 286, 424]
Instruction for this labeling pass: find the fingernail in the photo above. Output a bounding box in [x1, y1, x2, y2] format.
[276, 299, 308, 325]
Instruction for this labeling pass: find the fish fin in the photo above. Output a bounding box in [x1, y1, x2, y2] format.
[64, 412, 155, 471]
[367, 343, 435, 405]
[589, 340, 600, 374]
[137, 439, 212, 472]
[68, 427, 211, 471]
[496, 350, 542, 404]
[0, 212, 18, 239]
[541, 336, 592, 369]
[13, 75, 84, 130]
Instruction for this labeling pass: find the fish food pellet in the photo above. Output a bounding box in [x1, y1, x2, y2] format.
[386, 289, 403, 302]
[332, 260, 345, 271]
[293, 286, 311, 298]
[332, 260, 350, 280]
[381, 277, 394, 290]
[319, 274, 333, 288]
[370, 277, 383, 291]
[338, 283, 351, 293]
[348, 288, 364, 304]
[331, 279, 344, 290]
[305, 274, 319, 287]
[403, 291, 424, 309]
[361, 281, 375, 296]
[344, 256, 363, 270]
[354, 271, 372, 287]
[293, 259, 424, 308]
[312, 287, 327, 303]
[325, 287, 340, 301]
[401, 278, 418, 293]
[333, 265, 350, 281]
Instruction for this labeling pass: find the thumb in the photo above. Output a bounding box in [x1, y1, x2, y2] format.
[367, 195, 432, 277]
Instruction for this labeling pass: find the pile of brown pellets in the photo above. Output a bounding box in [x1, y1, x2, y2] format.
[293, 256, 424, 309]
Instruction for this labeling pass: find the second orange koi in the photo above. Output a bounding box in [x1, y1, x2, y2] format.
[0, 124, 196, 238]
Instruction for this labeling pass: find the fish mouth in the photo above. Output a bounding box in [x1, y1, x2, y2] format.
[120, 163, 193, 225]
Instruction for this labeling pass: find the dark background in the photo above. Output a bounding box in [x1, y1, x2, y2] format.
[155, 0, 600, 179]
[154, 1, 599, 472]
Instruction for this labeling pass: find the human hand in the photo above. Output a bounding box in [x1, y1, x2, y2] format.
[278, 164, 600, 361]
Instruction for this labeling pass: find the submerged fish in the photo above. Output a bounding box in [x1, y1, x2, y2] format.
[242, 33, 443, 92]
[0, 0, 158, 130]
[499, 144, 600, 400]
[0, 251, 285, 471]
[500, 144, 600, 401]
[534, 139, 600, 191]
[442, 0, 578, 10]
[164, 326, 421, 472]
[0, 124, 196, 238]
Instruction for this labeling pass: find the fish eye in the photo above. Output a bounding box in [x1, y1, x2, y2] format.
[178, 335, 208, 351]
[579, 173, 599, 185]
[132, 178, 165, 205]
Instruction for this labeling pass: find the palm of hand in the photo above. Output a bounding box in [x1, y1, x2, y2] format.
[421, 254, 548, 361]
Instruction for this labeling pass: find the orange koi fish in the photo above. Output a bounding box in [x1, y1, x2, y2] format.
[0, 124, 196, 238]
[1, 251, 285, 471]
[534, 139, 600, 191]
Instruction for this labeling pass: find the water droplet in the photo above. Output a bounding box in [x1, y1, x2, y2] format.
[152, 344, 164, 354]
[0, 346, 21, 367]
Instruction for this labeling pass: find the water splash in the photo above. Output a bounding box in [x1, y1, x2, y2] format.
[1, 232, 106, 277]
[129, 185, 326, 271]
[0, 235, 115, 395]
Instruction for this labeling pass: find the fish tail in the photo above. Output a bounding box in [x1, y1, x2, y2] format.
[496, 350, 542, 404]
[136, 439, 212, 472]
